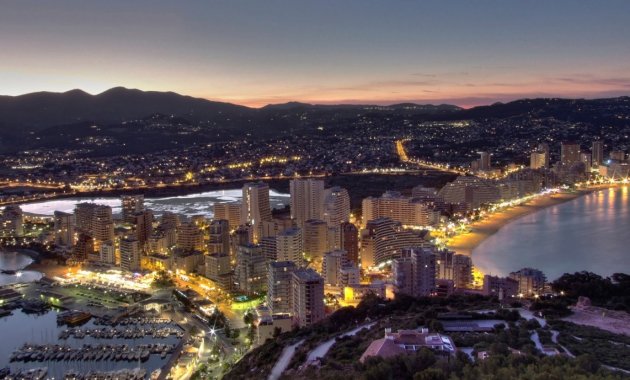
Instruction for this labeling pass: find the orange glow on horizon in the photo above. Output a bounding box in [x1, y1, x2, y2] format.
[1, 73, 628, 109]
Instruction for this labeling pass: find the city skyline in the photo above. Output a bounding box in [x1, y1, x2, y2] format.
[1, 2, 630, 378]
[2, 1, 630, 107]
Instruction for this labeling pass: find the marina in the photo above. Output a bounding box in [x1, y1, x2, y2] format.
[9, 342, 175, 363]
[0, 309, 183, 379]
[58, 326, 184, 340]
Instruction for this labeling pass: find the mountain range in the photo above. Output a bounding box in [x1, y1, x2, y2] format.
[0, 87, 628, 154]
[0, 87, 462, 131]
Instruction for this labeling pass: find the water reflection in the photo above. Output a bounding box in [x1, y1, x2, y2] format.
[0, 251, 43, 286]
[473, 187, 630, 280]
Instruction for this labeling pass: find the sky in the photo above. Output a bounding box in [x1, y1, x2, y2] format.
[1, 1, 630, 107]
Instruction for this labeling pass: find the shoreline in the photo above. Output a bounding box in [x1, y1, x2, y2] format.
[0, 248, 66, 278]
[446, 184, 622, 256]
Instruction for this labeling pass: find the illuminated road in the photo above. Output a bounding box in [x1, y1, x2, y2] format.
[0, 181, 65, 189]
[395, 139, 468, 175]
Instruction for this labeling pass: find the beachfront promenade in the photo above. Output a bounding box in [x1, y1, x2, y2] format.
[446, 184, 626, 256]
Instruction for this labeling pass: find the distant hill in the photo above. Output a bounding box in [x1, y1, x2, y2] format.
[0, 87, 466, 134]
[0, 87, 252, 131]
[3, 87, 627, 133]
[449, 96, 630, 121]
[262, 101, 462, 113]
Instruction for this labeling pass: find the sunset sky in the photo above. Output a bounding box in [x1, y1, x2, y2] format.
[2, 0, 630, 107]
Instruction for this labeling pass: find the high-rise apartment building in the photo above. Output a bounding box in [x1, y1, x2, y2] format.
[203, 252, 233, 291]
[321, 186, 350, 227]
[242, 182, 272, 242]
[267, 261, 297, 314]
[478, 151, 491, 171]
[438, 176, 501, 209]
[160, 212, 180, 230]
[303, 219, 329, 269]
[260, 236, 277, 262]
[435, 249, 472, 289]
[213, 202, 242, 231]
[120, 237, 141, 272]
[538, 143, 550, 168]
[73, 233, 94, 261]
[290, 179, 324, 225]
[276, 227, 304, 265]
[340, 222, 359, 265]
[530, 151, 547, 170]
[362, 191, 441, 227]
[580, 152, 592, 171]
[610, 150, 626, 161]
[134, 209, 154, 249]
[208, 219, 230, 254]
[322, 250, 348, 286]
[360, 218, 426, 265]
[482, 275, 519, 299]
[54, 211, 74, 247]
[393, 247, 436, 297]
[339, 265, 361, 286]
[291, 268, 325, 327]
[561, 142, 580, 165]
[0, 205, 24, 237]
[122, 195, 144, 223]
[509, 268, 546, 297]
[592, 140, 604, 166]
[74, 203, 114, 252]
[235, 244, 267, 295]
[98, 241, 116, 265]
[176, 221, 204, 252]
[205, 252, 232, 280]
[230, 225, 253, 261]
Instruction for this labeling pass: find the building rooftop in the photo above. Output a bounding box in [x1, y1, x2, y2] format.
[360, 328, 456, 363]
[269, 260, 297, 269]
[293, 268, 323, 282]
[279, 227, 301, 236]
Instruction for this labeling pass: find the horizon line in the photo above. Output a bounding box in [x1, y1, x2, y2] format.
[2, 86, 629, 110]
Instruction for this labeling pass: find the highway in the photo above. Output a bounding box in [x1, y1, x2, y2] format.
[395, 139, 469, 175]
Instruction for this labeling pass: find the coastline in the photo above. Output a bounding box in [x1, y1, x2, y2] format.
[0, 248, 44, 285]
[446, 185, 619, 256]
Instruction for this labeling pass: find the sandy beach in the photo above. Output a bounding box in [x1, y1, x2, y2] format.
[446, 185, 617, 256]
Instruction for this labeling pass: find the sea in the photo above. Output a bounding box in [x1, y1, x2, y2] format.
[0, 251, 42, 286]
[472, 187, 630, 281]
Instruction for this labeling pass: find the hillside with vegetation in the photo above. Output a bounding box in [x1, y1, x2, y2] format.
[224, 291, 630, 380]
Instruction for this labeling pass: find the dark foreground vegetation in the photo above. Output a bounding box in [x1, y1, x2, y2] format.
[552, 272, 630, 312]
[225, 294, 499, 379]
[224, 291, 630, 379]
[550, 320, 630, 371]
[302, 347, 627, 380]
